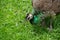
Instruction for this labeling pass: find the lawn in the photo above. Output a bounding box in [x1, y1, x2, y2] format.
[0, 0, 60, 40]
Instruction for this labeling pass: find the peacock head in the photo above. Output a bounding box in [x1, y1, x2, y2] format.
[25, 13, 33, 21]
[25, 12, 44, 24]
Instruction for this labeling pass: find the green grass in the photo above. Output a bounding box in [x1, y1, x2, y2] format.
[0, 0, 60, 40]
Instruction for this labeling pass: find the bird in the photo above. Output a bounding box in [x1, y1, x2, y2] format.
[26, 0, 60, 30]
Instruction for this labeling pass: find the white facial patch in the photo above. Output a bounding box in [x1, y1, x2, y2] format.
[27, 14, 33, 20]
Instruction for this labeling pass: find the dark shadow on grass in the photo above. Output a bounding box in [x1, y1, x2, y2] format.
[53, 15, 60, 29]
[31, 24, 49, 35]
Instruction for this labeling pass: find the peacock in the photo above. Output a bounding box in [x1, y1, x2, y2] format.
[26, 0, 60, 30]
